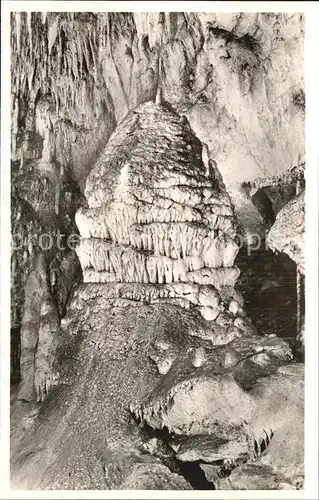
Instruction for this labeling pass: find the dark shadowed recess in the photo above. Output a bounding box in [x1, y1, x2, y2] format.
[132, 415, 216, 490]
[179, 461, 215, 490]
[237, 244, 304, 357]
[11, 327, 21, 384]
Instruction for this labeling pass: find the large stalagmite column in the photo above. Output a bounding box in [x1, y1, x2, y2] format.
[75, 101, 246, 331]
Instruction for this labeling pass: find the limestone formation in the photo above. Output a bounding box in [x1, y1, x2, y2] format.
[18, 253, 60, 402]
[11, 100, 303, 491]
[18, 253, 49, 401]
[75, 101, 249, 332]
[131, 344, 303, 490]
[10, 11, 305, 493]
[34, 291, 60, 402]
[10, 12, 304, 256]
[267, 191, 305, 274]
[10, 11, 305, 359]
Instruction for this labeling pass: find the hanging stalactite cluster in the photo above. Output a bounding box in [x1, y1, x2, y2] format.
[11, 12, 120, 185]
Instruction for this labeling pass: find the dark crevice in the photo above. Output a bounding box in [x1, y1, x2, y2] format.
[241, 183, 276, 228]
[240, 33, 258, 52]
[131, 413, 215, 489]
[59, 27, 67, 73]
[251, 189, 276, 227]
[292, 88, 305, 110]
[238, 176, 305, 347]
[254, 429, 274, 458]
[11, 327, 21, 384]
[208, 26, 233, 43]
[82, 52, 89, 75]
[132, 412, 177, 442]
[208, 26, 260, 55]
[179, 461, 215, 490]
[141, 34, 150, 53]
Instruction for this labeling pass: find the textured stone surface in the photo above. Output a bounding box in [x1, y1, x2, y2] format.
[10, 11, 305, 341]
[222, 364, 304, 490]
[267, 191, 305, 273]
[132, 350, 303, 490]
[75, 101, 248, 330]
[11, 13, 304, 248]
[119, 463, 192, 490]
[10, 12, 305, 491]
[18, 253, 61, 402]
[11, 302, 200, 489]
[11, 158, 83, 333]
[238, 162, 305, 239]
[34, 291, 60, 402]
[18, 253, 49, 402]
[11, 191, 46, 328]
[11, 284, 302, 491]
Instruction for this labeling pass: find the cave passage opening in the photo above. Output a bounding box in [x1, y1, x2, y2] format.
[236, 242, 305, 355]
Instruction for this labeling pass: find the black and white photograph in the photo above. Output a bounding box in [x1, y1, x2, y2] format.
[1, 1, 318, 497]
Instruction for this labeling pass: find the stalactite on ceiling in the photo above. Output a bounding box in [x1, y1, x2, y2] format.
[11, 12, 119, 186]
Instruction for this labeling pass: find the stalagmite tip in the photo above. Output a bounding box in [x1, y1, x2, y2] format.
[155, 86, 163, 105]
